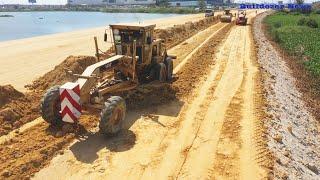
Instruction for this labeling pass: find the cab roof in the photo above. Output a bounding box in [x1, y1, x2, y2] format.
[109, 23, 156, 31]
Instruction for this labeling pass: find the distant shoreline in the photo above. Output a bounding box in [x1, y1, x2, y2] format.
[0, 14, 14, 17]
[0, 6, 199, 14]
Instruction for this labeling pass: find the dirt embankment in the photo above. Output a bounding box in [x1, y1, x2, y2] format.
[254, 12, 320, 179]
[0, 86, 40, 136]
[0, 85, 24, 106]
[25, 56, 97, 91]
[262, 15, 320, 123]
[0, 16, 221, 136]
[156, 15, 221, 49]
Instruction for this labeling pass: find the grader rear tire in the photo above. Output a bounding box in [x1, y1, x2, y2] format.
[149, 65, 158, 81]
[99, 96, 126, 136]
[165, 57, 173, 81]
[40, 86, 62, 125]
[159, 63, 167, 82]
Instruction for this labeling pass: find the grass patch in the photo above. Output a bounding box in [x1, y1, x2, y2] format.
[264, 12, 320, 75]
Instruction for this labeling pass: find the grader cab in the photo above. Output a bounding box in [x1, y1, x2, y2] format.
[40, 23, 175, 135]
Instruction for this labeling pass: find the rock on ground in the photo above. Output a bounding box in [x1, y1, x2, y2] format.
[253, 12, 320, 179]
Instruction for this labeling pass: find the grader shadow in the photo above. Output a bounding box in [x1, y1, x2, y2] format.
[69, 99, 184, 164]
[69, 129, 136, 164]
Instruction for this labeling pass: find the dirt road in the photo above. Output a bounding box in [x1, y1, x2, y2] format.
[30, 12, 269, 179]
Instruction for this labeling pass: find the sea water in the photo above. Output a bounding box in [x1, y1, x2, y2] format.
[0, 11, 179, 41]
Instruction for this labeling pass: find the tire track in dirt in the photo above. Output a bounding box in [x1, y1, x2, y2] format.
[177, 27, 241, 179]
[174, 16, 268, 180]
[132, 23, 237, 180]
[239, 21, 267, 179]
[208, 17, 268, 180]
[174, 29, 239, 180]
[140, 33, 234, 179]
[171, 22, 228, 73]
[210, 27, 246, 179]
[174, 26, 244, 180]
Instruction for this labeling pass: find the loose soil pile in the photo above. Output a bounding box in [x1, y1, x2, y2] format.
[121, 83, 178, 110]
[0, 86, 40, 136]
[26, 56, 97, 91]
[0, 85, 24, 107]
[156, 16, 221, 49]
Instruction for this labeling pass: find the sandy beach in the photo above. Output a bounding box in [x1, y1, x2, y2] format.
[0, 13, 205, 91]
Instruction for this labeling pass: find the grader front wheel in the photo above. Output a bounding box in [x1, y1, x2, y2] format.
[40, 86, 62, 125]
[99, 96, 126, 136]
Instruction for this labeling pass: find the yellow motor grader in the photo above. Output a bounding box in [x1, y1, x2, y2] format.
[40, 23, 176, 135]
[220, 9, 233, 23]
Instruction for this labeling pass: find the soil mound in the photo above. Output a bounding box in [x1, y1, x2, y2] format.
[120, 82, 178, 109]
[0, 85, 24, 107]
[0, 91, 41, 136]
[26, 56, 97, 91]
[156, 16, 220, 49]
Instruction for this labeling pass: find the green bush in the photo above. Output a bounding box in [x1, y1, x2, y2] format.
[292, 11, 301, 15]
[274, 31, 281, 42]
[274, 21, 282, 28]
[270, 29, 281, 43]
[297, 17, 307, 26]
[265, 13, 320, 77]
[306, 18, 318, 28]
[316, 9, 320, 14]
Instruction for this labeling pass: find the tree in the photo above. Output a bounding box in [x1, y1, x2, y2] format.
[198, 0, 206, 11]
[157, 0, 170, 7]
[296, 0, 304, 5]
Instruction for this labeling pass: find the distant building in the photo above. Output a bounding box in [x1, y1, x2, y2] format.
[169, 0, 199, 7]
[206, 0, 224, 6]
[67, 0, 103, 5]
[168, 0, 231, 7]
